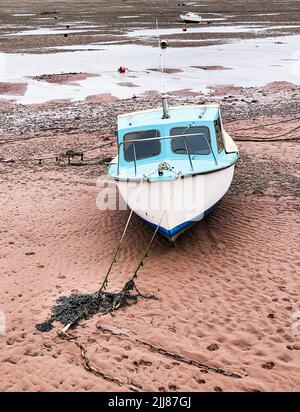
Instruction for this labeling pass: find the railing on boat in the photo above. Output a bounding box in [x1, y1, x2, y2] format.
[117, 132, 218, 176]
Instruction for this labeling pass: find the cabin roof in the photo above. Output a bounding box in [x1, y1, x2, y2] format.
[117, 104, 220, 130]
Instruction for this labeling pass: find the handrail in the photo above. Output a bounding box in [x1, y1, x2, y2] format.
[133, 142, 137, 176]
[183, 136, 194, 171]
[117, 132, 218, 176]
[202, 135, 218, 166]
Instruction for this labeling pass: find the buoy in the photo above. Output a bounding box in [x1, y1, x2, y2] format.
[118, 65, 126, 73]
[64, 33, 68, 38]
[182, 26, 187, 32]
[66, 25, 70, 29]
[160, 40, 168, 49]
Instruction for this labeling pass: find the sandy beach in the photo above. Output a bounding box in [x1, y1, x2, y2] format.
[0, 0, 300, 392]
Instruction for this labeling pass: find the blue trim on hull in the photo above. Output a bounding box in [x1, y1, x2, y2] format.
[144, 199, 222, 241]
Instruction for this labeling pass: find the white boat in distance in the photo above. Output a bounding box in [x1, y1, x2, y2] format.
[180, 12, 202, 23]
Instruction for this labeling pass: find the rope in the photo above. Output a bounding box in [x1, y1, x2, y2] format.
[0, 141, 114, 165]
[98, 169, 182, 296]
[226, 116, 300, 131]
[96, 174, 147, 297]
[131, 172, 182, 282]
[2, 117, 299, 166]
[235, 135, 300, 142]
[232, 124, 300, 140]
[56, 171, 182, 335]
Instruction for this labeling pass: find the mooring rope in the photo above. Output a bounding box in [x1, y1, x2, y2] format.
[56, 170, 182, 334]
[45, 166, 181, 336]
[131, 171, 182, 282]
[96, 174, 147, 296]
[99, 168, 182, 294]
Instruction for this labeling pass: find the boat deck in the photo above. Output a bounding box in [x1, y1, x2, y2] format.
[109, 151, 238, 181]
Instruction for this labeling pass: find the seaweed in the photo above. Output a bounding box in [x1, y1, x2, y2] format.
[36, 279, 156, 332]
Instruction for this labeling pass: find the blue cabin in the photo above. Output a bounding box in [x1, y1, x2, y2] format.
[108, 104, 238, 181]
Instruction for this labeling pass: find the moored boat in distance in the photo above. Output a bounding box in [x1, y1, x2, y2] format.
[108, 97, 239, 243]
[180, 12, 202, 23]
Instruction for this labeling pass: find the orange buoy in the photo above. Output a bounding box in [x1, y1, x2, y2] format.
[118, 65, 126, 73]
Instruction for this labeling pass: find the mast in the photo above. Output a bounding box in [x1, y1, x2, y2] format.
[156, 19, 170, 119]
[161, 94, 169, 119]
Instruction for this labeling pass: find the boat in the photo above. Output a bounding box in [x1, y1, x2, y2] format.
[108, 96, 239, 244]
[180, 12, 202, 23]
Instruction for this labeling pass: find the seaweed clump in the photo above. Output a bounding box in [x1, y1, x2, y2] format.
[36, 279, 156, 332]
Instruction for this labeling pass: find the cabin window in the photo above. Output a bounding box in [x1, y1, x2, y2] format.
[214, 119, 224, 152]
[123, 129, 161, 162]
[170, 126, 211, 155]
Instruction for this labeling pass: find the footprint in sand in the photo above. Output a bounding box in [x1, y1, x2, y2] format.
[207, 343, 219, 351]
[262, 361, 275, 370]
[168, 384, 177, 390]
[138, 359, 153, 366]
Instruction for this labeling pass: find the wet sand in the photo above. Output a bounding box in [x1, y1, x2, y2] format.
[30, 72, 98, 85]
[0, 0, 300, 393]
[0, 0, 300, 52]
[1, 0, 299, 104]
[0, 82, 27, 95]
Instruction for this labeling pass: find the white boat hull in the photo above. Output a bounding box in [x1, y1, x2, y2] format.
[180, 14, 202, 23]
[117, 165, 235, 242]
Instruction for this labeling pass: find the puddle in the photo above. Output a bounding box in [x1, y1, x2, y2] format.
[13, 13, 37, 17]
[167, 38, 224, 43]
[202, 18, 227, 21]
[126, 25, 268, 37]
[0, 35, 299, 104]
[118, 16, 140, 19]
[34, 17, 62, 21]
[254, 13, 282, 16]
[269, 25, 300, 29]
[3, 27, 102, 36]
[0, 24, 34, 30]
[49, 41, 128, 51]
[126, 24, 300, 39]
